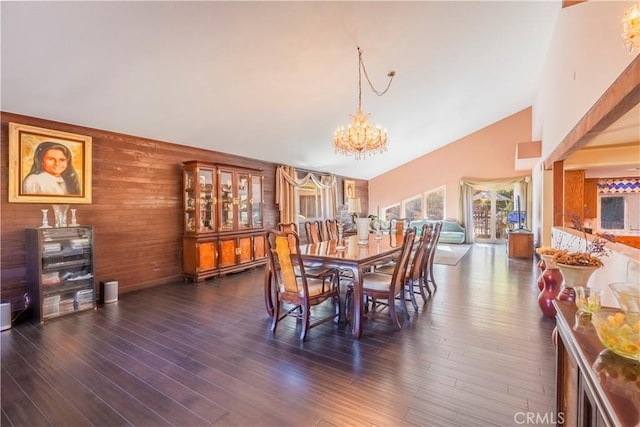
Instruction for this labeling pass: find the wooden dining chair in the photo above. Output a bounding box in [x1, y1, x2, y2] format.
[424, 221, 443, 294]
[375, 224, 432, 309]
[389, 218, 409, 236]
[325, 219, 339, 241]
[266, 229, 341, 340]
[277, 222, 298, 234]
[304, 220, 324, 244]
[277, 222, 337, 280]
[345, 227, 417, 329]
[264, 222, 299, 316]
[265, 222, 335, 317]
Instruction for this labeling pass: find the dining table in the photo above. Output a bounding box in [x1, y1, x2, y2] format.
[264, 233, 405, 339]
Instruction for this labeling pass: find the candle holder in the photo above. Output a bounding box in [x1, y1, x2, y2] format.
[52, 204, 69, 227]
[69, 209, 79, 226]
[40, 209, 52, 228]
[336, 222, 345, 250]
[355, 217, 371, 245]
[372, 219, 382, 240]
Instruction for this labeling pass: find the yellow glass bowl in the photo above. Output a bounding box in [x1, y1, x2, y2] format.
[591, 310, 640, 362]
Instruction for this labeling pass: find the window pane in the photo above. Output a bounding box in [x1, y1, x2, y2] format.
[425, 187, 445, 220]
[384, 204, 400, 221]
[298, 182, 319, 220]
[600, 196, 624, 229]
[298, 184, 318, 219]
[404, 196, 422, 220]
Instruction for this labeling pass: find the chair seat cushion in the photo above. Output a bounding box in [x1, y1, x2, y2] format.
[374, 263, 395, 275]
[360, 272, 394, 292]
[279, 277, 333, 298]
[302, 266, 334, 277]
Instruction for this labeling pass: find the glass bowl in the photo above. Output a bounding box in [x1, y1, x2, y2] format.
[591, 309, 640, 361]
[609, 282, 640, 313]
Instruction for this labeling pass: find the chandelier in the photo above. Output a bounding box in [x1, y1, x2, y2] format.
[334, 47, 395, 160]
[622, 2, 640, 52]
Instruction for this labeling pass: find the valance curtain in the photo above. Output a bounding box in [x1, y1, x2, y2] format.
[458, 176, 531, 243]
[275, 165, 338, 224]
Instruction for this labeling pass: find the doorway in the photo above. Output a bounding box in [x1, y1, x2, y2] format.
[472, 188, 513, 242]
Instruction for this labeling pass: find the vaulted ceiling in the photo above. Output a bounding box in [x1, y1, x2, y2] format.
[1, 1, 561, 179]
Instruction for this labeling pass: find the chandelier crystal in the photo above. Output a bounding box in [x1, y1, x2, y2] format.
[334, 47, 394, 160]
[622, 2, 640, 52]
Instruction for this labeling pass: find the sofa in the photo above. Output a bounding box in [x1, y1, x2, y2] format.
[409, 219, 466, 244]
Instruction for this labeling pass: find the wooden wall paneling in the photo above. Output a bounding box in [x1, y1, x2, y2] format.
[0, 112, 367, 315]
[564, 170, 585, 223]
[583, 178, 598, 219]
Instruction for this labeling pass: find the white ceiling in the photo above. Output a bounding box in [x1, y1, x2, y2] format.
[1, 1, 562, 180]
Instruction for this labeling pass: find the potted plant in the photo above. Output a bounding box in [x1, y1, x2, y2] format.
[553, 230, 612, 303]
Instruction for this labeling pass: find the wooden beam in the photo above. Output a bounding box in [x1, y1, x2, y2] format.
[562, 1, 587, 8]
[544, 55, 640, 169]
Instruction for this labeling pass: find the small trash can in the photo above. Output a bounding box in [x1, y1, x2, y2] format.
[1, 302, 12, 331]
[100, 280, 118, 304]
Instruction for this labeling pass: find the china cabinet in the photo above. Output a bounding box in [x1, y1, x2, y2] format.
[182, 161, 265, 281]
[26, 226, 96, 322]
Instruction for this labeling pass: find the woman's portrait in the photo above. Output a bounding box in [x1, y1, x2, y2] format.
[22, 141, 81, 195]
[9, 122, 92, 203]
[344, 179, 355, 204]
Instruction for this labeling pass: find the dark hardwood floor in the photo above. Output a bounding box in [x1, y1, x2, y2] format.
[1, 243, 557, 426]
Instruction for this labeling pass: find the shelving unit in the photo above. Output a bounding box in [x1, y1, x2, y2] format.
[26, 226, 96, 322]
[182, 161, 266, 282]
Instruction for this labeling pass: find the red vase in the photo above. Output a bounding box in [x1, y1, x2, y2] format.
[536, 258, 546, 291]
[557, 287, 576, 303]
[538, 266, 562, 318]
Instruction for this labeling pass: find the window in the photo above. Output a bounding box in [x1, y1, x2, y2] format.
[383, 204, 400, 221]
[297, 181, 321, 221]
[403, 195, 423, 220]
[425, 186, 445, 220]
[600, 193, 640, 230]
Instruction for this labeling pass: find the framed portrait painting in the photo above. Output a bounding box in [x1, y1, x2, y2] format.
[9, 123, 92, 203]
[343, 179, 355, 204]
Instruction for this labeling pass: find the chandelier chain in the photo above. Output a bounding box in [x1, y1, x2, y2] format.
[358, 47, 395, 97]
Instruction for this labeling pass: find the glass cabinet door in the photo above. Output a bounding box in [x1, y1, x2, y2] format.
[198, 169, 215, 232]
[251, 175, 263, 228]
[237, 173, 250, 229]
[184, 169, 197, 232]
[219, 170, 234, 231]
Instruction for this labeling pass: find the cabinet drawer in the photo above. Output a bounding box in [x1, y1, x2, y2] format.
[219, 239, 236, 267]
[238, 237, 252, 263]
[198, 241, 217, 270]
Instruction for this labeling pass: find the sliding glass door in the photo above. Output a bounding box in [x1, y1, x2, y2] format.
[472, 188, 512, 242]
